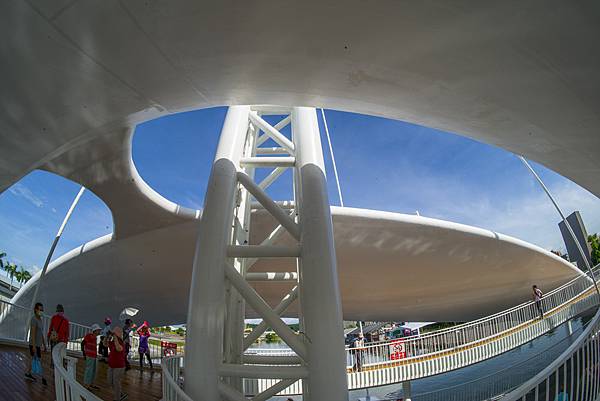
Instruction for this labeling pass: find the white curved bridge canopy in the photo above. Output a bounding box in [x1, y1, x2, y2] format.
[12, 207, 580, 326]
[0, 2, 598, 326]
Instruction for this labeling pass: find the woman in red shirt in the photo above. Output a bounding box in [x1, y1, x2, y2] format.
[107, 326, 127, 401]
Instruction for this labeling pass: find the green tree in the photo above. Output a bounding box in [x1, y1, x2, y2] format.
[21, 269, 32, 284]
[3, 262, 17, 291]
[589, 233, 600, 266]
[0, 252, 33, 291]
[14, 267, 32, 286]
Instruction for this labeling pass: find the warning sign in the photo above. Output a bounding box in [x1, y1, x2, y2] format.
[389, 340, 406, 360]
[161, 341, 178, 357]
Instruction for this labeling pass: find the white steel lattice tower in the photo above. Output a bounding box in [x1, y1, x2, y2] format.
[184, 106, 348, 401]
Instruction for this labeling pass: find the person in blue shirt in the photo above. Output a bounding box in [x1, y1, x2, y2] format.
[555, 384, 569, 401]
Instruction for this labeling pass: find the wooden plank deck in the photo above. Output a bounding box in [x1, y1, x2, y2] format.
[0, 344, 162, 401]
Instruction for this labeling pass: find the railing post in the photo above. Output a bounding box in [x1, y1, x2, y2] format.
[402, 380, 412, 401]
[65, 356, 77, 379]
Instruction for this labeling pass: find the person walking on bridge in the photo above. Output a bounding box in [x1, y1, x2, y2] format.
[25, 302, 47, 386]
[533, 285, 544, 318]
[47, 304, 69, 352]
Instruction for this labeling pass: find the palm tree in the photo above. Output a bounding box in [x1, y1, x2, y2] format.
[5, 263, 17, 292]
[14, 269, 24, 287]
[0, 251, 5, 267]
[14, 267, 32, 287]
[21, 270, 32, 284]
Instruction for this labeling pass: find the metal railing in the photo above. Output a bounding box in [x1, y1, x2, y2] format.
[162, 354, 192, 401]
[159, 270, 600, 398]
[2, 271, 598, 399]
[343, 269, 599, 389]
[0, 298, 90, 352]
[402, 319, 588, 401]
[52, 342, 102, 401]
[498, 306, 600, 401]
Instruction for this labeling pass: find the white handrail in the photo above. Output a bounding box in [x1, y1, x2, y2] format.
[52, 342, 102, 401]
[345, 268, 598, 370]
[162, 354, 193, 401]
[402, 321, 588, 401]
[499, 307, 600, 401]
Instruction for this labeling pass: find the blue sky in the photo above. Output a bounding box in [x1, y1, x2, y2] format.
[2, 107, 600, 276]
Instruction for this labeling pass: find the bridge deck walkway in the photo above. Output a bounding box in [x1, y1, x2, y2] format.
[0, 344, 161, 401]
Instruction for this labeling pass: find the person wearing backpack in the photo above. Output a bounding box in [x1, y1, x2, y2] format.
[47, 304, 69, 351]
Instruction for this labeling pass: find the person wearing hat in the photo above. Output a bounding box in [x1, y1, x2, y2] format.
[81, 324, 102, 390]
[47, 304, 69, 352]
[99, 317, 112, 362]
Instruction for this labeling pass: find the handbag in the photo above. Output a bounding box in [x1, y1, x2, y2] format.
[49, 317, 65, 343]
[32, 356, 42, 375]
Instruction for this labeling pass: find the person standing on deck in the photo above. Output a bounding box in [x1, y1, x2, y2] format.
[47, 304, 69, 352]
[25, 302, 47, 386]
[81, 324, 102, 391]
[122, 319, 133, 371]
[99, 317, 112, 361]
[136, 321, 153, 371]
[353, 333, 365, 372]
[107, 326, 127, 401]
[533, 285, 544, 318]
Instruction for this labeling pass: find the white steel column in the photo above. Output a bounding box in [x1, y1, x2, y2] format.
[185, 105, 347, 401]
[185, 106, 251, 401]
[292, 107, 348, 401]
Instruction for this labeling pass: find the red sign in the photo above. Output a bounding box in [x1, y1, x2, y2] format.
[161, 341, 178, 357]
[389, 340, 406, 360]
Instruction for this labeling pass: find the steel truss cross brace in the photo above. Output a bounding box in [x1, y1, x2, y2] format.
[184, 106, 348, 401]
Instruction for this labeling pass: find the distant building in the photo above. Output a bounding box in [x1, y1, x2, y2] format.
[559, 211, 592, 271]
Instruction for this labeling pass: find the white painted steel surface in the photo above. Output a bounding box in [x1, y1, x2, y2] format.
[158, 268, 600, 398]
[184, 106, 346, 400]
[184, 106, 249, 401]
[292, 106, 348, 400]
[9, 207, 581, 327]
[2, 2, 600, 205]
[0, 0, 597, 328]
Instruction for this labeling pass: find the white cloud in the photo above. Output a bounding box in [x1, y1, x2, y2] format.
[348, 161, 600, 252]
[453, 182, 600, 252]
[8, 183, 44, 208]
